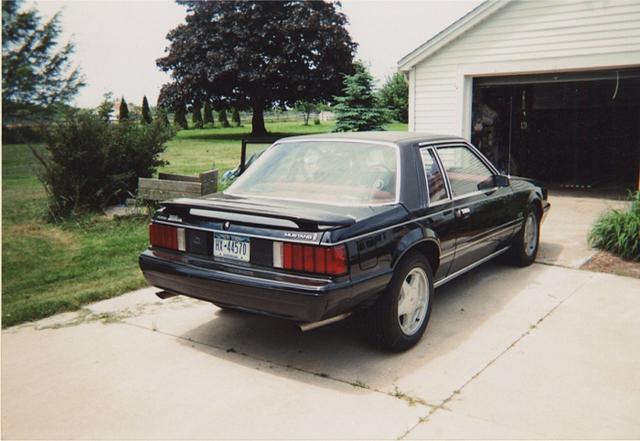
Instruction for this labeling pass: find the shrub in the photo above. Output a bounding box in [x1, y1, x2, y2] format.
[313, 118, 321, 125]
[2, 124, 46, 143]
[31, 110, 175, 219]
[589, 191, 640, 261]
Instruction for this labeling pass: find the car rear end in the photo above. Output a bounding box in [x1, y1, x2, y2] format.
[138, 197, 369, 322]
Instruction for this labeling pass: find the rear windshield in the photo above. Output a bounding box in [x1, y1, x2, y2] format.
[226, 140, 398, 205]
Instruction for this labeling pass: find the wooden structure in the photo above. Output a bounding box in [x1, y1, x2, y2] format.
[138, 169, 218, 201]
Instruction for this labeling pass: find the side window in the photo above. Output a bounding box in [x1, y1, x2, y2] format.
[419, 148, 448, 203]
[437, 145, 493, 197]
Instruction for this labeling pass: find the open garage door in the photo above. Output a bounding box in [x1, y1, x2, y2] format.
[472, 68, 640, 194]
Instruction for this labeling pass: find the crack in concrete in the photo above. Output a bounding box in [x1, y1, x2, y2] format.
[123, 320, 437, 415]
[398, 273, 593, 440]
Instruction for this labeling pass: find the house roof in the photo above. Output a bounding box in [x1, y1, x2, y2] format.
[397, 0, 510, 71]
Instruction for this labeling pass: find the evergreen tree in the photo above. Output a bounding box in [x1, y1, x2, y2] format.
[118, 97, 129, 121]
[191, 102, 203, 128]
[174, 106, 188, 129]
[203, 101, 214, 125]
[2, 0, 85, 122]
[378, 72, 408, 123]
[218, 109, 230, 128]
[334, 62, 388, 132]
[231, 108, 241, 127]
[141, 95, 153, 124]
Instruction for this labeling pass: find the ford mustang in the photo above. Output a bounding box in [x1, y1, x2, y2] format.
[139, 132, 550, 351]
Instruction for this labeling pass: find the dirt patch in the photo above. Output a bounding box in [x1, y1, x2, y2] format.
[6, 223, 77, 248]
[581, 251, 640, 279]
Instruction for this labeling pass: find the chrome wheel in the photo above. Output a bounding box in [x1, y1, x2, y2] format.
[523, 213, 538, 257]
[397, 267, 430, 336]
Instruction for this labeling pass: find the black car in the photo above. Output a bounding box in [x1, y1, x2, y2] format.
[139, 132, 550, 351]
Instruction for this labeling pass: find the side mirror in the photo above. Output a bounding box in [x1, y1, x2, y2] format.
[494, 174, 510, 187]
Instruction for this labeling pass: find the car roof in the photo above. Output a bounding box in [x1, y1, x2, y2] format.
[279, 131, 464, 146]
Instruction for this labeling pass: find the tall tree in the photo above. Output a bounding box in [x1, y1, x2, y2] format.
[334, 62, 388, 132]
[118, 97, 129, 121]
[2, 0, 85, 122]
[203, 101, 214, 125]
[141, 95, 153, 124]
[378, 72, 408, 123]
[157, 1, 356, 136]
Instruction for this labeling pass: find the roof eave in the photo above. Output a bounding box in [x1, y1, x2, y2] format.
[397, 0, 510, 72]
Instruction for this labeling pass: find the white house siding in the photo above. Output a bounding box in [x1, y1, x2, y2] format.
[410, 0, 640, 135]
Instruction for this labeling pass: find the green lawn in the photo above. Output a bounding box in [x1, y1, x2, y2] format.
[1, 121, 407, 327]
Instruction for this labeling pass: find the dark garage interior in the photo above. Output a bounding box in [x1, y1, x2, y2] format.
[471, 68, 640, 195]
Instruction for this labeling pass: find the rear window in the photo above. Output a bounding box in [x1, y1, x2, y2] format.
[226, 140, 398, 205]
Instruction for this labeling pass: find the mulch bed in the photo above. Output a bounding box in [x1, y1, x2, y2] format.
[581, 251, 640, 279]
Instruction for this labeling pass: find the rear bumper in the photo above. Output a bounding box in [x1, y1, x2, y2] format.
[139, 249, 390, 322]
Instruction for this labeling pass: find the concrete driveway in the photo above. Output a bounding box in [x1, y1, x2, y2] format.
[538, 194, 628, 268]
[3, 195, 639, 439]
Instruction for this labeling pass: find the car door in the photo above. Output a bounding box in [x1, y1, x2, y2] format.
[418, 146, 456, 281]
[435, 143, 515, 275]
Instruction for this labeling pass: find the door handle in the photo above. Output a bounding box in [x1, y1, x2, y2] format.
[456, 207, 471, 218]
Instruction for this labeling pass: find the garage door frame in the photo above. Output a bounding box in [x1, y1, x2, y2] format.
[456, 52, 640, 188]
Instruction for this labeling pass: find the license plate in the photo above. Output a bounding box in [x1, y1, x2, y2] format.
[213, 233, 250, 262]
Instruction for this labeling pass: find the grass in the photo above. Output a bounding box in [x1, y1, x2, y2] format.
[2, 121, 407, 327]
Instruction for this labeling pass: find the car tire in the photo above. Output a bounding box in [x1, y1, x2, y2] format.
[367, 252, 434, 352]
[507, 205, 540, 267]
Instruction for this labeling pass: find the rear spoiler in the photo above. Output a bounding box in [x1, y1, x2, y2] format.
[162, 197, 356, 229]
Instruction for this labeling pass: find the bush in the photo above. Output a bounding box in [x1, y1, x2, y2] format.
[313, 118, 321, 125]
[589, 191, 640, 261]
[2, 124, 46, 143]
[31, 110, 175, 219]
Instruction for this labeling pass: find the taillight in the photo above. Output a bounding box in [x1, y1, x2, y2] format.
[149, 223, 185, 251]
[274, 242, 348, 276]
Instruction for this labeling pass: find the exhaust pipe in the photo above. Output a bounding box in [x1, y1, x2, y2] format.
[298, 312, 352, 332]
[155, 290, 179, 300]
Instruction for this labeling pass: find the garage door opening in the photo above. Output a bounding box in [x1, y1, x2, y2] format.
[471, 68, 640, 195]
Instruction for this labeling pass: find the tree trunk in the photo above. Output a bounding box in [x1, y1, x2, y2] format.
[251, 104, 267, 136]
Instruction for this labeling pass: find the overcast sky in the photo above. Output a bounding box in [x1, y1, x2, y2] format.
[31, 0, 483, 108]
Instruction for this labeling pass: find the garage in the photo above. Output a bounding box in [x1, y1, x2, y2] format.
[398, 0, 640, 194]
[471, 68, 640, 192]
